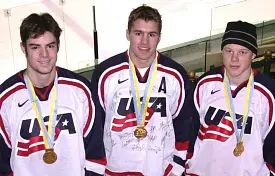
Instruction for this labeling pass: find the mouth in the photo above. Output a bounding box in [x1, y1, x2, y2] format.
[39, 60, 50, 65]
[138, 47, 150, 52]
[229, 65, 240, 70]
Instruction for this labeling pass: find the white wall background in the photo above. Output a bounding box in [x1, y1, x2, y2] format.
[0, 0, 274, 83]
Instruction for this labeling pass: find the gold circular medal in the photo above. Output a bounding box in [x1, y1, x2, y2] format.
[43, 149, 57, 164]
[134, 126, 147, 139]
[233, 141, 244, 157]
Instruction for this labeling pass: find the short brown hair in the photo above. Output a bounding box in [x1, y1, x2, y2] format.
[20, 13, 62, 45]
[128, 5, 162, 33]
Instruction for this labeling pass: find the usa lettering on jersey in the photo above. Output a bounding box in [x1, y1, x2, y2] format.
[199, 106, 252, 142]
[112, 96, 167, 132]
[17, 113, 76, 157]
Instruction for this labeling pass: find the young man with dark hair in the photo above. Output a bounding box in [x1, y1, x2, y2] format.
[91, 5, 195, 176]
[0, 13, 106, 176]
[186, 21, 275, 176]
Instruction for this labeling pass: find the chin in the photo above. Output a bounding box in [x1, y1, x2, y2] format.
[227, 70, 243, 78]
[140, 54, 155, 60]
[38, 67, 55, 75]
[138, 51, 154, 58]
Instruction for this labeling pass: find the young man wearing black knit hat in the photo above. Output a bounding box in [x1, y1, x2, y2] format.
[185, 21, 275, 175]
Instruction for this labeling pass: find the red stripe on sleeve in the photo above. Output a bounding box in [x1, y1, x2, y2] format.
[176, 141, 189, 151]
[87, 157, 107, 166]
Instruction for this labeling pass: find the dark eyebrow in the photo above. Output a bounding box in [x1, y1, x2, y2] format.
[46, 42, 57, 46]
[28, 41, 56, 46]
[28, 43, 40, 47]
[133, 30, 159, 35]
[133, 30, 143, 33]
[224, 47, 233, 50]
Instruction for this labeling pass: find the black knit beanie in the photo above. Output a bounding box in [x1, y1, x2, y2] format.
[221, 20, 257, 55]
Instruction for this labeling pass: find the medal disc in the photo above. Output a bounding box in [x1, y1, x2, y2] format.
[43, 148, 57, 164]
[134, 126, 147, 139]
[233, 141, 244, 157]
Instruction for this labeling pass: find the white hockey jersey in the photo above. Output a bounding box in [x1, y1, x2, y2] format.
[91, 51, 195, 176]
[0, 67, 106, 176]
[186, 66, 275, 176]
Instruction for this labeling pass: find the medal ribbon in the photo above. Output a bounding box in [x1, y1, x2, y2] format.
[128, 52, 158, 126]
[24, 72, 58, 149]
[223, 70, 254, 143]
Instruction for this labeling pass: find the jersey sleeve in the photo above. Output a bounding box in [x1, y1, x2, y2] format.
[169, 70, 199, 176]
[0, 87, 13, 176]
[82, 79, 106, 175]
[90, 68, 106, 128]
[263, 83, 275, 176]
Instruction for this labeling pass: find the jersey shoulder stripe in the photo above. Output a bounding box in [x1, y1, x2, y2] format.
[254, 73, 275, 125]
[57, 67, 94, 137]
[0, 71, 25, 148]
[0, 71, 25, 99]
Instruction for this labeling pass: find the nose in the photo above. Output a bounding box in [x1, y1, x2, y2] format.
[141, 34, 149, 45]
[231, 52, 239, 62]
[40, 47, 49, 57]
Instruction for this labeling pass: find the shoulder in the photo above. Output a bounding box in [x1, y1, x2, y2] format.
[94, 51, 128, 76]
[158, 53, 188, 75]
[0, 70, 25, 99]
[196, 66, 223, 88]
[157, 53, 190, 86]
[254, 71, 275, 98]
[57, 67, 91, 91]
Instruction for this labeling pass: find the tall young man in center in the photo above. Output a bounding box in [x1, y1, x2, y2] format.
[91, 5, 195, 176]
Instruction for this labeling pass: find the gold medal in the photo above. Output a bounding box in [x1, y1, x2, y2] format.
[134, 126, 147, 139]
[233, 141, 244, 157]
[43, 148, 57, 164]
